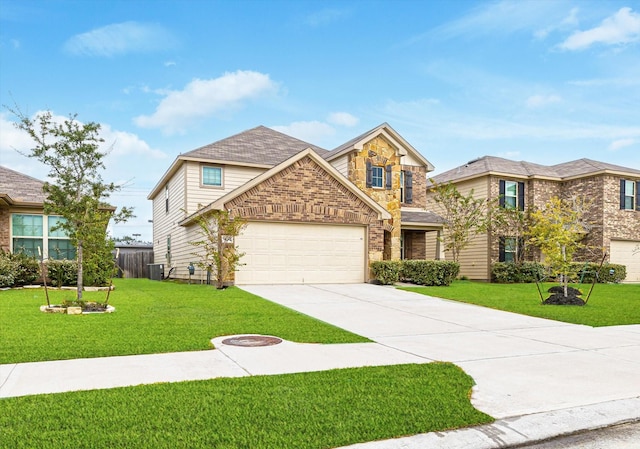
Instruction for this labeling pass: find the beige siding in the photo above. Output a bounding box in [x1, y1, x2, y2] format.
[400, 153, 421, 167]
[426, 176, 491, 280]
[424, 230, 441, 260]
[184, 162, 265, 213]
[330, 155, 349, 177]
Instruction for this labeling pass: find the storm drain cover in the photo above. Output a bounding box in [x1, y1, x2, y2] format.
[222, 335, 283, 347]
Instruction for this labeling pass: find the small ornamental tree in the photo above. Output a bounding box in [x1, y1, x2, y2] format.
[10, 109, 133, 300]
[489, 203, 532, 263]
[189, 209, 247, 289]
[430, 181, 490, 263]
[527, 196, 591, 298]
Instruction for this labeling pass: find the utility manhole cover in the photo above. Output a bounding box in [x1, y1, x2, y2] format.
[222, 335, 283, 347]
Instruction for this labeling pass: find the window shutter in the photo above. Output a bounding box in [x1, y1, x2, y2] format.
[405, 170, 413, 204]
[499, 180, 505, 208]
[498, 236, 506, 262]
[366, 161, 372, 188]
[636, 181, 640, 211]
[518, 182, 525, 211]
[620, 179, 626, 209]
[385, 165, 392, 190]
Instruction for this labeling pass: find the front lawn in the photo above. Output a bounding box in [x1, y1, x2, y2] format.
[402, 281, 640, 327]
[0, 278, 369, 364]
[0, 363, 493, 449]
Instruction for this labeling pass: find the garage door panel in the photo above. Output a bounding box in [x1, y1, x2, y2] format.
[610, 240, 640, 283]
[235, 222, 365, 284]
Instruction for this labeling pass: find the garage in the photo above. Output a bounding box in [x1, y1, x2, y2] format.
[235, 221, 366, 284]
[610, 240, 640, 283]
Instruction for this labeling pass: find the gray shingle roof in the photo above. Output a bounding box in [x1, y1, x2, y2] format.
[401, 210, 445, 224]
[0, 165, 45, 205]
[183, 125, 328, 166]
[430, 156, 640, 184]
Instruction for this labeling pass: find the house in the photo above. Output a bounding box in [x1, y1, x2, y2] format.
[426, 156, 640, 282]
[147, 123, 444, 284]
[0, 166, 75, 260]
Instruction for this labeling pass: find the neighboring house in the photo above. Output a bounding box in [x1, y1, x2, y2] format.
[427, 156, 640, 282]
[148, 123, 444, 284]
[0, 166, 75, 260]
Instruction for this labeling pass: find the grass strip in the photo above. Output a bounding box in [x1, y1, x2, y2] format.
[0, 279, 368, 364]
[0, 363, 493, 449]
[401, 281, 640, 327]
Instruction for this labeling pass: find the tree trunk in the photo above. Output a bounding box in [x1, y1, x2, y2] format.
[562, 245, 568, 298]
[77, 240, 83, 301]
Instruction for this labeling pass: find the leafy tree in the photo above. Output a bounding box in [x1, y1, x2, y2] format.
[10, 109, 133, 300]
[189, 209, 247, 289]
[527, 196, 591, 297]
[430, 181, 490, 263]
[489, 203, 532, 263]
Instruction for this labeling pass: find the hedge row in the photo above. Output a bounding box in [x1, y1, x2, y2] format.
[491, 261, 627, 284]
[370, 260, 460, 286]
[0, 252, 115, 288]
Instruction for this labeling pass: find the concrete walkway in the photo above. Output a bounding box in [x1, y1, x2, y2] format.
[1, 283, 639, 448]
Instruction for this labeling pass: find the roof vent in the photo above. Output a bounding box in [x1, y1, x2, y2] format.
[466, 157, 482, 165]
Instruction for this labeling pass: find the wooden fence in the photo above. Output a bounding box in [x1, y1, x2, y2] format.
[116, 250, 154, 279]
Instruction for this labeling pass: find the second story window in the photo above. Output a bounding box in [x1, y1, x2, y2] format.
[202, 166, 223, 187]
[620, 179, 639, 210]
[400, 170, 413, 204]
[366, 161, 392, 190]
[499, 180, 524, 211]
[371, 166, 383, 188]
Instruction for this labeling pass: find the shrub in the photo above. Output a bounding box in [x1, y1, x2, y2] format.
[401, 260, 460, 286]
[491, 262, 545, 283]
[0, 250, 40, 287]
[46, 260, 78, 287]
[572, 262, 626, 283]
[370, 261, 402, 285]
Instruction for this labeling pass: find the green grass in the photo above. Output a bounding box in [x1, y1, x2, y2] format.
[0, 278, 368, 364]
[0, 363, 493, 449]
[402, 281, 640, 327]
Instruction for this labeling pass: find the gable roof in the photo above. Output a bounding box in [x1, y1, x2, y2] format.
[326, 122, 435, 171]
[179, 148, 392, 226]
[430, 156, 640, 185]
[0, 166, 46, 206]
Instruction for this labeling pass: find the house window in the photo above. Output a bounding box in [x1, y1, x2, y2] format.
[202, 166, 222, 187]
[165, 185, 169, 213]
[400, 170, 413, 204]
[499, 236, 523, 263]
[499, 180, 525, 210]
[371, 166, 384, 188]
[11, 214, 74, 260]
[620, 179, 640, 210]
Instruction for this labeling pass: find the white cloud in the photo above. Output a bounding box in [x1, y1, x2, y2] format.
[526, 94, 562, 108]
[64, 21, 177, 56]
[327, 112, 359, 127]
[99, 124, 167, 159]
[559, 7, 640, 50]
[134, 70, 279, 134]
[608, 138, 636, 151]
[272, 121, 336, 144]
[164, 61, 176, 67]
[305, 8, 350, 27]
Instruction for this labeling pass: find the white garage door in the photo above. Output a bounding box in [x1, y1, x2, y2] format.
[610, 240, 640, 283]
[235, 222, 366, 284]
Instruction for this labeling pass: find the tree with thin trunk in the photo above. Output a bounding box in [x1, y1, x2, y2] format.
[430, 181, 490, 263]
[10, 109, 133, 301]
[489, 203, 532, 263]
[189, 209, 247, 289]
[527, 196, 591, 298]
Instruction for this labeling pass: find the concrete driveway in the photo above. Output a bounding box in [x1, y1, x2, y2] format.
[241, 284, 640, 421]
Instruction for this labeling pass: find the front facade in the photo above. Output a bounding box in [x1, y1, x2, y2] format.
[148, 124, 444, 284]
[427, 157, 640, 282]
[0, 166, 75, 260]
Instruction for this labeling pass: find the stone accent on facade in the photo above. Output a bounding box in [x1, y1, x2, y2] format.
[348, 136, 402, 260]
[224, 155, 386, 263]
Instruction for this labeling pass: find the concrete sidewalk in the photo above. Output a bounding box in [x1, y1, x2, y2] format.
[2, 283, 639, 448]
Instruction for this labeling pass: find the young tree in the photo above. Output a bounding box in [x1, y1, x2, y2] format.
[11, 109, 133, 300]
[489, 203, 532, 263]
[189, 209, 247, 289]
[430, 181, 490, 263]
[527, 196, 591, 298]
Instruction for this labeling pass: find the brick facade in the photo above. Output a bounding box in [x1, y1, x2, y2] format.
[0, 209, 10, 252]
[225, 155, 386, 263]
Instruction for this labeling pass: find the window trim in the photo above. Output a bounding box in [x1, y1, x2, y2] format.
[620, 179, 640, 211]
[499, 179, 525, 211]
[201, 165, 224, 188]
[11, 213, 74, 260]
[371, 166, 384, 189]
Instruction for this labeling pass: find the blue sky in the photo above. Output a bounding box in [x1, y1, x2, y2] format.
[1, 0, 639, 241]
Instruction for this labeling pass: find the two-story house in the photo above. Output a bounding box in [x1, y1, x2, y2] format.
[0, 166, 75, 260]
[148, 123, 444, 284]
[427, 156, 640, 282]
